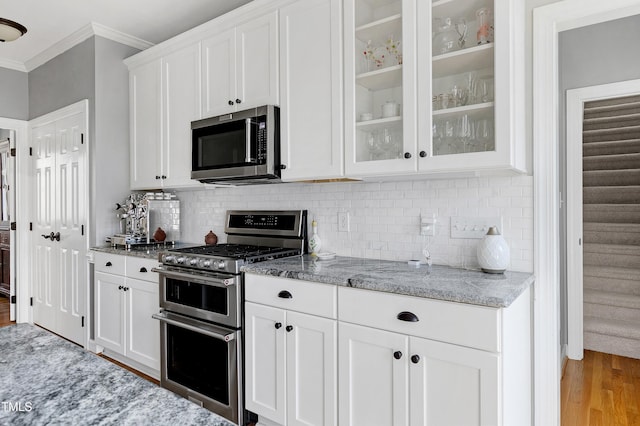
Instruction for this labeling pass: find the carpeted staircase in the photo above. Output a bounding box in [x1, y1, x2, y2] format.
[582, 94, 640, 360]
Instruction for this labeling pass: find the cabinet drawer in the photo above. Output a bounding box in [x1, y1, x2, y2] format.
[93, 251, 126, 275]
[245, 274, 337, 319]
[126, 257, 160, 283]
[338, 287, 500, 352]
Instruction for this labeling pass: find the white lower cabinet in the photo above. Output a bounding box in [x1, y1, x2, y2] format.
[93, 253, 160, 377]
[245, 275, 337, 426]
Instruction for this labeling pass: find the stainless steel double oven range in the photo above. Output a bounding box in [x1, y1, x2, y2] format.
[152, 210, 307, 425]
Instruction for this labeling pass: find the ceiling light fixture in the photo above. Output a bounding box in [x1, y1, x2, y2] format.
[0, 18, 27, 42]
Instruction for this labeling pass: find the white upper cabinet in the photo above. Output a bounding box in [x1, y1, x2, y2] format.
[418, 0, 525, 174]
[202, 12, 279, 118]
[279, 0, 344, 181]
[129, 43, 202, 190]
[344, 0, 418, 177]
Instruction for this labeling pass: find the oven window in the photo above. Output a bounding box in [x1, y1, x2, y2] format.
[166, 278, 228, 315]
[166, 324, 230, 405]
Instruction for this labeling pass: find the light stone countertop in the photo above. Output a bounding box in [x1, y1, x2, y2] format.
[242, 255, 534, 308]
[90, 242, 198, 260]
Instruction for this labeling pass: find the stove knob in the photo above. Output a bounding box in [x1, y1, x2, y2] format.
[164, 255, 175, 263]
[202, 259, 212, 268]
[189, 258, 198, 266]
[176, 256, 186, 264]
[217, 261, 226, 269]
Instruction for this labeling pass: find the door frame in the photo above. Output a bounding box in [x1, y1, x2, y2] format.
[566, 79, 640, 360]
[0, 117, 28, 323]
[533, 1, 640, 425]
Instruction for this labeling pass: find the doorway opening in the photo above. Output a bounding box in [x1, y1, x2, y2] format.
[0, 129, 15, 324]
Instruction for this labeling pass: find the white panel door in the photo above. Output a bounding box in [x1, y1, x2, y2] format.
[55, 112, 86, 345]
[236, 12, 279, 110]
[201, 29, 236, 117]
[130, 59, 162, 189]
[286, 311, 337, 426]
[162, 43, 202, 188]
[339, 322, 409, 426]
[279, 0, 343, 181]
[125, 277, 160, 370]
[32, 122, 57, 331]
[94, 271, 125, 354]
[245, 302, 286, 425]
[409, 336, 499, 426]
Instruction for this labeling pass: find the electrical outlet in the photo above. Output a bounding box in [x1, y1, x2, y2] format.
[338, 211, 350, 232]
[450, 216, 503, 239]
[420, 213, 436, 236]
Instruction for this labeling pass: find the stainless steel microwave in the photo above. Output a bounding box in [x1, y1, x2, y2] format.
[191, 105, 281, 184]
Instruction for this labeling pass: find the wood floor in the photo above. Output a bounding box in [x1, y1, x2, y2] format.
[0, 294, 12, 327]
[562, 350, 640, 425]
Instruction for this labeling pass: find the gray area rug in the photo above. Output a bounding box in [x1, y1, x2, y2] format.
[0, 324, 233, 425]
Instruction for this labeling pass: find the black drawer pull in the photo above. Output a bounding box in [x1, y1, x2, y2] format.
[275, 322, 282, 329]
[393, 351, 403, 360]
[411, 355, 420, 364]
[105, 261, 112, 267]
[397, 311, 419, 322]
[278, 290, 292, 299]
[139, 267, 147, 273]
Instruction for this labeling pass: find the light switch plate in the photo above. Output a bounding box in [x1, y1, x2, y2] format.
[450, 216, 503, 239]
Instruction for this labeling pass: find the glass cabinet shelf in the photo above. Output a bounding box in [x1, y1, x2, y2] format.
[432, 101, 493, 117]
[355, 14, 402, 42]
[432, 43, 493, 78]
[356, 65, 402, 90]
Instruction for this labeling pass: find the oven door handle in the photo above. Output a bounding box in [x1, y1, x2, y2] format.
[245, 118, 254, 163]
[152, 312, 236, 342]
[151, 267, 238, 287]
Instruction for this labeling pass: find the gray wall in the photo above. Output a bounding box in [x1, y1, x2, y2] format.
[0, 68, 28, 120]
[92, 37, 140, 245]
[559, 14, 640, 347]
[28, 38, 95, 120]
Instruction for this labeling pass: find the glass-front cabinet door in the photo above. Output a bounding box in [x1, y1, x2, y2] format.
[344, 0, 418, 177]
[418, 0, 525, 174]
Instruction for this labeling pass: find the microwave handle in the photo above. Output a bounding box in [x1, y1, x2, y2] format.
[245, 118, 253, 163]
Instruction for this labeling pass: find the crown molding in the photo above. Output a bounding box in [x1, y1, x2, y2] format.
[23, 22, 154, 72]
[0, 58, 27, 72]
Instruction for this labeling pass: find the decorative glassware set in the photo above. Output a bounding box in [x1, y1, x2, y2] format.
[432, 72, 493, 111]
[432, 8, 493, 56]
[432, 114, 494, 155]
[364, 127, 402, 161]
[362, 34, 402, 73]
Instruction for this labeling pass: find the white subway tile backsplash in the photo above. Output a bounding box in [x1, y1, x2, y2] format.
[176, 175, 534, 272]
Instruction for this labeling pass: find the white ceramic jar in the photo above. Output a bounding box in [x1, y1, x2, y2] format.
[477, 226, 510, 273]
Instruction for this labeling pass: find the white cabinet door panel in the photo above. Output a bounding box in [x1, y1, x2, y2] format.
[162, 44, 201, 188]
[279, 0, 343, 181]
[236, 12, 279, 110]
[339, 322, 409, 426]
[94, 271, 125, 354]
[246, 302, 286, 424]
[125, 278, 160, 370]
[286, 311, 337, 426]
[130, 60, 162, 189]
[202, 29, 236, 117]
[409, 336, 499, 426]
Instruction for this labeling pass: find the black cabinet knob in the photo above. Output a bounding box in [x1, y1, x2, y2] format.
[118, 285, 123, 290]
[278, 290, 293, 299]
[228, 100, 234, 106]
[275, 322, 282, 329]
[123, 287, 129, 292]
[419, 151, 427, 158]
[105, 262, 112, 267]
[393, 351, 403, 360]
[397, 311, 419, 322]
[235, 99, 242, 104]
[139, 267, 147, 273]
[404, 152, 412, 159]
[411, 355, 420, 364]
[286, 325, 294, 332]
[155, 176, 160, 180]
[161, 175, 167, 179]
[279, 164, 287, 170]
